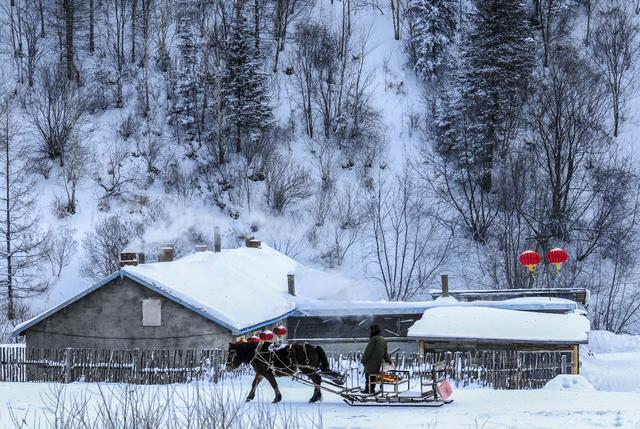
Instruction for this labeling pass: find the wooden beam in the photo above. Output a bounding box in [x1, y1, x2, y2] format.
[572, 345, 579, 374]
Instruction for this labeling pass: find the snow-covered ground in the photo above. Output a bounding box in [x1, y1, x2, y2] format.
[1, 331, 639, 428]
[1, 376, 639, 429]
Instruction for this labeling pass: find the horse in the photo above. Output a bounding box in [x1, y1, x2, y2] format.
[226, 341, 345, 403]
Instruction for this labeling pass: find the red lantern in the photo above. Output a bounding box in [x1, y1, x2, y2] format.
[518, 250, 541, 273]
[259, 330, 274, 341]
[273, 325, 288, 337]
[247, 335, 261, 343]
[546, 248, 568, 272]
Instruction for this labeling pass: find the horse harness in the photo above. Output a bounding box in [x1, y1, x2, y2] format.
[251, 342, 318, 376]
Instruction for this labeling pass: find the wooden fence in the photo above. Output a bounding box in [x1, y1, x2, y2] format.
[0, 347, 250, 384]
[0, 346, 571, 389]
[326, 349, 573, 390]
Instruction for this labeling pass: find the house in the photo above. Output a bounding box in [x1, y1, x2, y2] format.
[405, 291, 591, 388]
[13, 241, 313, 350]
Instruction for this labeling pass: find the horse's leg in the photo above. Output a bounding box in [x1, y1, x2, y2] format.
[246, 373, 263, 402]
[263, 372, 283, 403]
[308, 372, 322, 403]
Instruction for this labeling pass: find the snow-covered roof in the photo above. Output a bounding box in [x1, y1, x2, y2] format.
[408, 307, 590, 344]
[292, 295, 579, 318]
[294, 300, 432, 317]
[429, 288, 590, 305]
[420, 296, 578, 312]
[16, 244, 357, 336]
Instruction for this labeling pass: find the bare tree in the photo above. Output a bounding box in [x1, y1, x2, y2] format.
[535, 0, 573, 67]
[369, 170, 452, 301]
[591, 2, 640, 137]
[103, 0, 129, 108]
[59, 129, 91, 215]
[81, 214, 142, 280]
[526, 51, 612, 244]
[95, 143, 140, 210]
[45, 227, 78, 277]
[0, 96, 49, 320]
[29, 65, 84, 167]
[265, 153, 312, 214]
[317, 185, 367, 268]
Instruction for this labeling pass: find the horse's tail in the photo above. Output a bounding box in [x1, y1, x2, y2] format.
[315, 346, 345, 385]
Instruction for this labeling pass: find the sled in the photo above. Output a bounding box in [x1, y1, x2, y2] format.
[282, 360, 454, 407]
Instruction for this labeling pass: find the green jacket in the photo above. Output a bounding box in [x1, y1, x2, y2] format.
[361, 335, 391, 374]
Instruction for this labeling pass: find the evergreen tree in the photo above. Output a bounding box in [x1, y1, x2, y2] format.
[222, 6, 273, 154]
[450, 0, 534, 193]
[406, 0, 457, 80]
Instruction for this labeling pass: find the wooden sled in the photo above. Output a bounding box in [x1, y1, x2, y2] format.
[340, 361, 454, 407]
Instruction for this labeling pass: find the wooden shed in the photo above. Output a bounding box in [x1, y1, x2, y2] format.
[408, 306, 590, 388]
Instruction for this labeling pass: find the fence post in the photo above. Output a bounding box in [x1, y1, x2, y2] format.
[133, 349, 141, 384]
[64, 348, 73, 383]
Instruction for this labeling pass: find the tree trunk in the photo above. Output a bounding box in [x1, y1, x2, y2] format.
[89, 0, 95, 53]
[38, 0, 45, 38]
[5, 118, 14, 321]
[63, 0, 77, 81]
[131, 0, 137, 63]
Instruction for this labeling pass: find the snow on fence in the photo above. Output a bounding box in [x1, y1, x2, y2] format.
[0, 346, 572, 389]
[0, 346, 251, 384]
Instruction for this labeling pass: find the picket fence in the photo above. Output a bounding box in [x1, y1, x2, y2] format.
[0, 346, 572, 389]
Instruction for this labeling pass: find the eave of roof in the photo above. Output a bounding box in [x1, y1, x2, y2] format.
[412, 336, 588, 345]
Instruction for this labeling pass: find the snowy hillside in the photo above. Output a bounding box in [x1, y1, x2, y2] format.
[0, 0, 640, 337]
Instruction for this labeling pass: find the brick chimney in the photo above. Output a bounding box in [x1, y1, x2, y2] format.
[441, 274, 449, 298]
[245, 239, 261, 249]
[287, 274, 296, 296]
[119, 251, 139, 267]
[158, 245, 175, 262]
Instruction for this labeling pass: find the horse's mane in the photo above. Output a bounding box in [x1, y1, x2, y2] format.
[230, 341, 265, 363]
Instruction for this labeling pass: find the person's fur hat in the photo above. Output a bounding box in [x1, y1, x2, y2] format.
[370, 324, 381, 337]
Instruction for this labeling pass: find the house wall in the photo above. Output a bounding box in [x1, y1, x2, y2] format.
[287, 314, 423, 352]
[25, 277, 232, 350]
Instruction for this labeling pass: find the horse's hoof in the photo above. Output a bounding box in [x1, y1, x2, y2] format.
[309, 396, 321, 403]
[245, 397, 253, 402]
[273, 397, 282, 404]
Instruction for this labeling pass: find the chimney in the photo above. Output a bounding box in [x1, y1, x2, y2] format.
[245, 239, 261, 249]
[119, 251, 139, 267]
[195, 244, 208, 252]
[158, 245, 175, 262]
[441, 274, 449, 298]
[287, 274, 296, 296]
[214, 226, 221, 253]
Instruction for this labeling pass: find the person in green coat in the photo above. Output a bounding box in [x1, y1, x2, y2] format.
[361, 324, 391, 394]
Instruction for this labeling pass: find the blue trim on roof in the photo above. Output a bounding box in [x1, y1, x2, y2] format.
[13, 270, 295, 337]
[238, 309, 297, 334]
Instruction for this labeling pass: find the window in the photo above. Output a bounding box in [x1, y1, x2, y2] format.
[142, 299, 162, 326]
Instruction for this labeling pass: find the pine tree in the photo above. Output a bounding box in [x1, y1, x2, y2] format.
[454, 0, 534, 193]
[406, 0, 457, 80]
[222, 5, 273, 154]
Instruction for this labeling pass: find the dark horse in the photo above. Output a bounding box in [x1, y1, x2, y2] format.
[226, 341, 344, 403]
